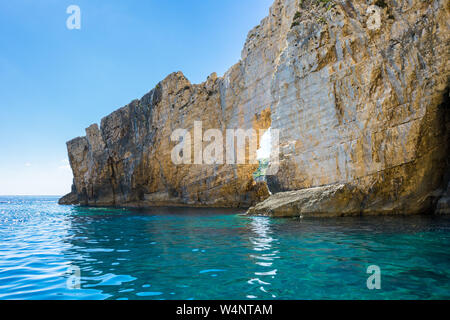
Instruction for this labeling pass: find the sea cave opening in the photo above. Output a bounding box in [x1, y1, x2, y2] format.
[254, 127, 273, 194]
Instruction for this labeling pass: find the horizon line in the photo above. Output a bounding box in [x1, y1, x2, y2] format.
[0, 195, 63, 197]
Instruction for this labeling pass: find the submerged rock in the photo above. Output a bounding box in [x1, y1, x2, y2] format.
[61, 0, 449, 216]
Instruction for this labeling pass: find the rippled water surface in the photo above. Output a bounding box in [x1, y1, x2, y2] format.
[0, 196, 449, 300]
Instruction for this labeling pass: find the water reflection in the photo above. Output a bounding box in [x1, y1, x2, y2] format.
[2, 197, 450, 300]
[61, 206, 255, 300]
[247, 217, 279, 299]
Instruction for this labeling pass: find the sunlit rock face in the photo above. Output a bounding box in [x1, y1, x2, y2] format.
[61, 0, 450, 216]
[60, 0, 298, 208]
[62, 72, 271, 208]
[264, 0, 450, 215]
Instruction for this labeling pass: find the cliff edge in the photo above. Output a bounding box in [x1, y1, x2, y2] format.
[60, 0, 450, 216]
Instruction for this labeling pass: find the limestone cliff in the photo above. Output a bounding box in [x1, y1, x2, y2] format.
[60, 0, 450, 216]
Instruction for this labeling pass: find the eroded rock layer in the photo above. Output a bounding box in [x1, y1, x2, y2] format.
[61, 0, 450, 216]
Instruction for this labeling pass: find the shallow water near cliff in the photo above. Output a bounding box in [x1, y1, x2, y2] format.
[1, 196, 449, 300]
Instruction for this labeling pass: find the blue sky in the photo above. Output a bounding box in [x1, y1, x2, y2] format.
[0, 0, 273, 195]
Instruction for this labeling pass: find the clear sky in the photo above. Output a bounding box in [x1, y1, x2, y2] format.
[0, 0, 274, 195]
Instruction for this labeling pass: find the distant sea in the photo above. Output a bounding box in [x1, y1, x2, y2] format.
[0, 196, 449, 300]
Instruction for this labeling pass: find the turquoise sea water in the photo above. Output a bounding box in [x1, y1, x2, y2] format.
[0, 196, 449, 300]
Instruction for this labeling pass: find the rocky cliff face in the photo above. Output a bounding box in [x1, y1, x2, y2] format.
[60, 0, 450, 216]
[256, 0, 450, 216]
